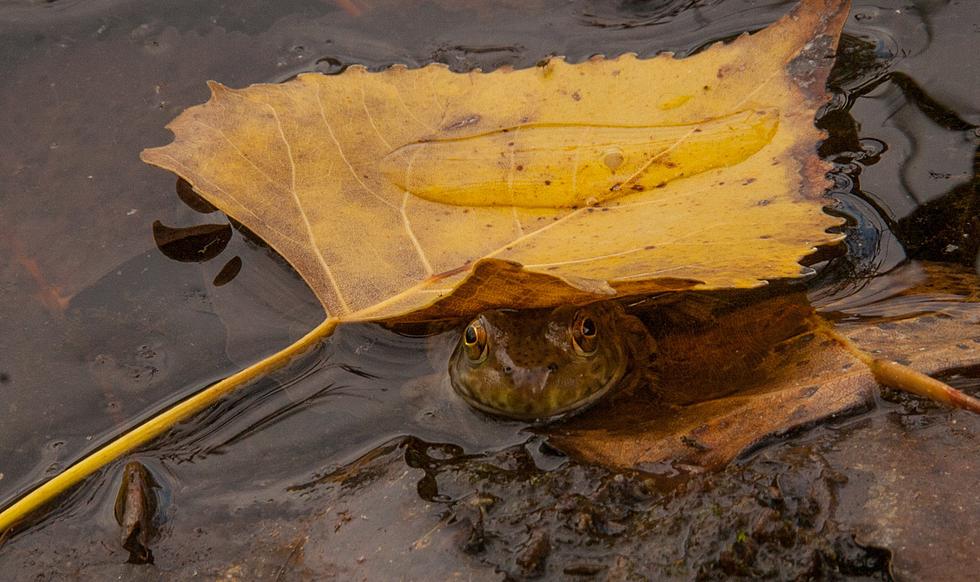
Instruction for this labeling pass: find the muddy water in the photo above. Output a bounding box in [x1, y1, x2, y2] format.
[0, 0, 977, 579]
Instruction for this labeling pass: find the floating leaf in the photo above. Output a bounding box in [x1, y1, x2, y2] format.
[0, 0, 863, 532]
[140, 0, 849, 322]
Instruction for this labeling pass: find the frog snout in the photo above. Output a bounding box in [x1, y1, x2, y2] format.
[506, 366, 552, 392]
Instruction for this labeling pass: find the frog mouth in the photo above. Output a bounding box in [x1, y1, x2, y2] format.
[456, 373, 622, 424]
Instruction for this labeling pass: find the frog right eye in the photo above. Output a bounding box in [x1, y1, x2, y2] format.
[463, 319, 489, 363]
[571, 311, 599, 356]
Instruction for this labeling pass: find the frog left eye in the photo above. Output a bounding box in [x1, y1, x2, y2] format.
[571, 311, 598, 355]
[462, 319, 489, 363]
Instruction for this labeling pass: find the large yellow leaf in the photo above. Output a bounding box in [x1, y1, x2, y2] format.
[0, 0, 856, 533]
[140, 0, 849, 322]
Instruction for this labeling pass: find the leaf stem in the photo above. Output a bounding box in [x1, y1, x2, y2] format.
[812, 316, 980, 413]
[0, 317, 340, 536]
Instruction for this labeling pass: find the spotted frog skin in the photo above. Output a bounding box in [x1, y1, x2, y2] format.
[449, 301, 654, 421]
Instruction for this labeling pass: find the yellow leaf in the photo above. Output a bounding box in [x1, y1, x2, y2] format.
[140, 0, 849, 322]
[0, 0, 856, 532]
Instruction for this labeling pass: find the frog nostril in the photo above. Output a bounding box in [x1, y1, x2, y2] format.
[547, 362, 559, 372]
[503, 366, 513, 374]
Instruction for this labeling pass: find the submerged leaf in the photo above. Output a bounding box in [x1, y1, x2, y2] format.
[550, 262, 980, 469]
[141, 0, 849, 322]
[114, 461, 159, 564]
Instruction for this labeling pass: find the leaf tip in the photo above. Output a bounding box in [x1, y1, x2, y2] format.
[206, 80, 229, 96]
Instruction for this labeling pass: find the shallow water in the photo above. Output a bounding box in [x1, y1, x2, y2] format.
[0, 0, 977, 578]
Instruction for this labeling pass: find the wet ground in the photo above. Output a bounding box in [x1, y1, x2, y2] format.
[0, 0, 978, 579]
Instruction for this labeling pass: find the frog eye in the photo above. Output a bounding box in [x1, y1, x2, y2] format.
[462, 319, 489, 363]
[571, 311, 598, 356]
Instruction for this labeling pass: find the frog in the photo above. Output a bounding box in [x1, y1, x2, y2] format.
[448, 293, 980, 423]
[448, 300, 656, 422]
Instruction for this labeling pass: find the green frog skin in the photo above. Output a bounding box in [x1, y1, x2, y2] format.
[449, 301, 652, 421]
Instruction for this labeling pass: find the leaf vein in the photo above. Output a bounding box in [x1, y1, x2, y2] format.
[359, 82, 392, 150]
[314, 83, 398, 210]
[267, 103, 352, 315]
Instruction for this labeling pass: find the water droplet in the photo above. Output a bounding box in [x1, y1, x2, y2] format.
[603, 147, 624, 171]
[315, 57, 346, 75]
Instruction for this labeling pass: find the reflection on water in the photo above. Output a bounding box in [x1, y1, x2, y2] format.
[0, 0, 977, 577]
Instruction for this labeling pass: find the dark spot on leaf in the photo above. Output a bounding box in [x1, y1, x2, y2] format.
[544, 180, 551, 185]
[743, 178, 757, 185]
[631, 184, 644, 191]
[760, 235, 772, 239]
[571, 91, 581, 101]
[644, 245, 656, 250]
[757, 199, 771, 206]
[655, 182, 667, 189]
[516, 164, 524, 171]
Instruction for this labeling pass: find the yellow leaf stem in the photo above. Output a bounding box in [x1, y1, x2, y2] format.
[0, 317, 339, 535]
[812, 316, 980, 413]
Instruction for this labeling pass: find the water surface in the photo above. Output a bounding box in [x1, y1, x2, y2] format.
[0, 0, 977, 578]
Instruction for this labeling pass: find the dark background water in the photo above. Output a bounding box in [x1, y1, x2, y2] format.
[0, 0, 977, 578]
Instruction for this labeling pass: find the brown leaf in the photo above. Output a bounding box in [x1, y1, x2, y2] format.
[549, 262, 980, 470]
